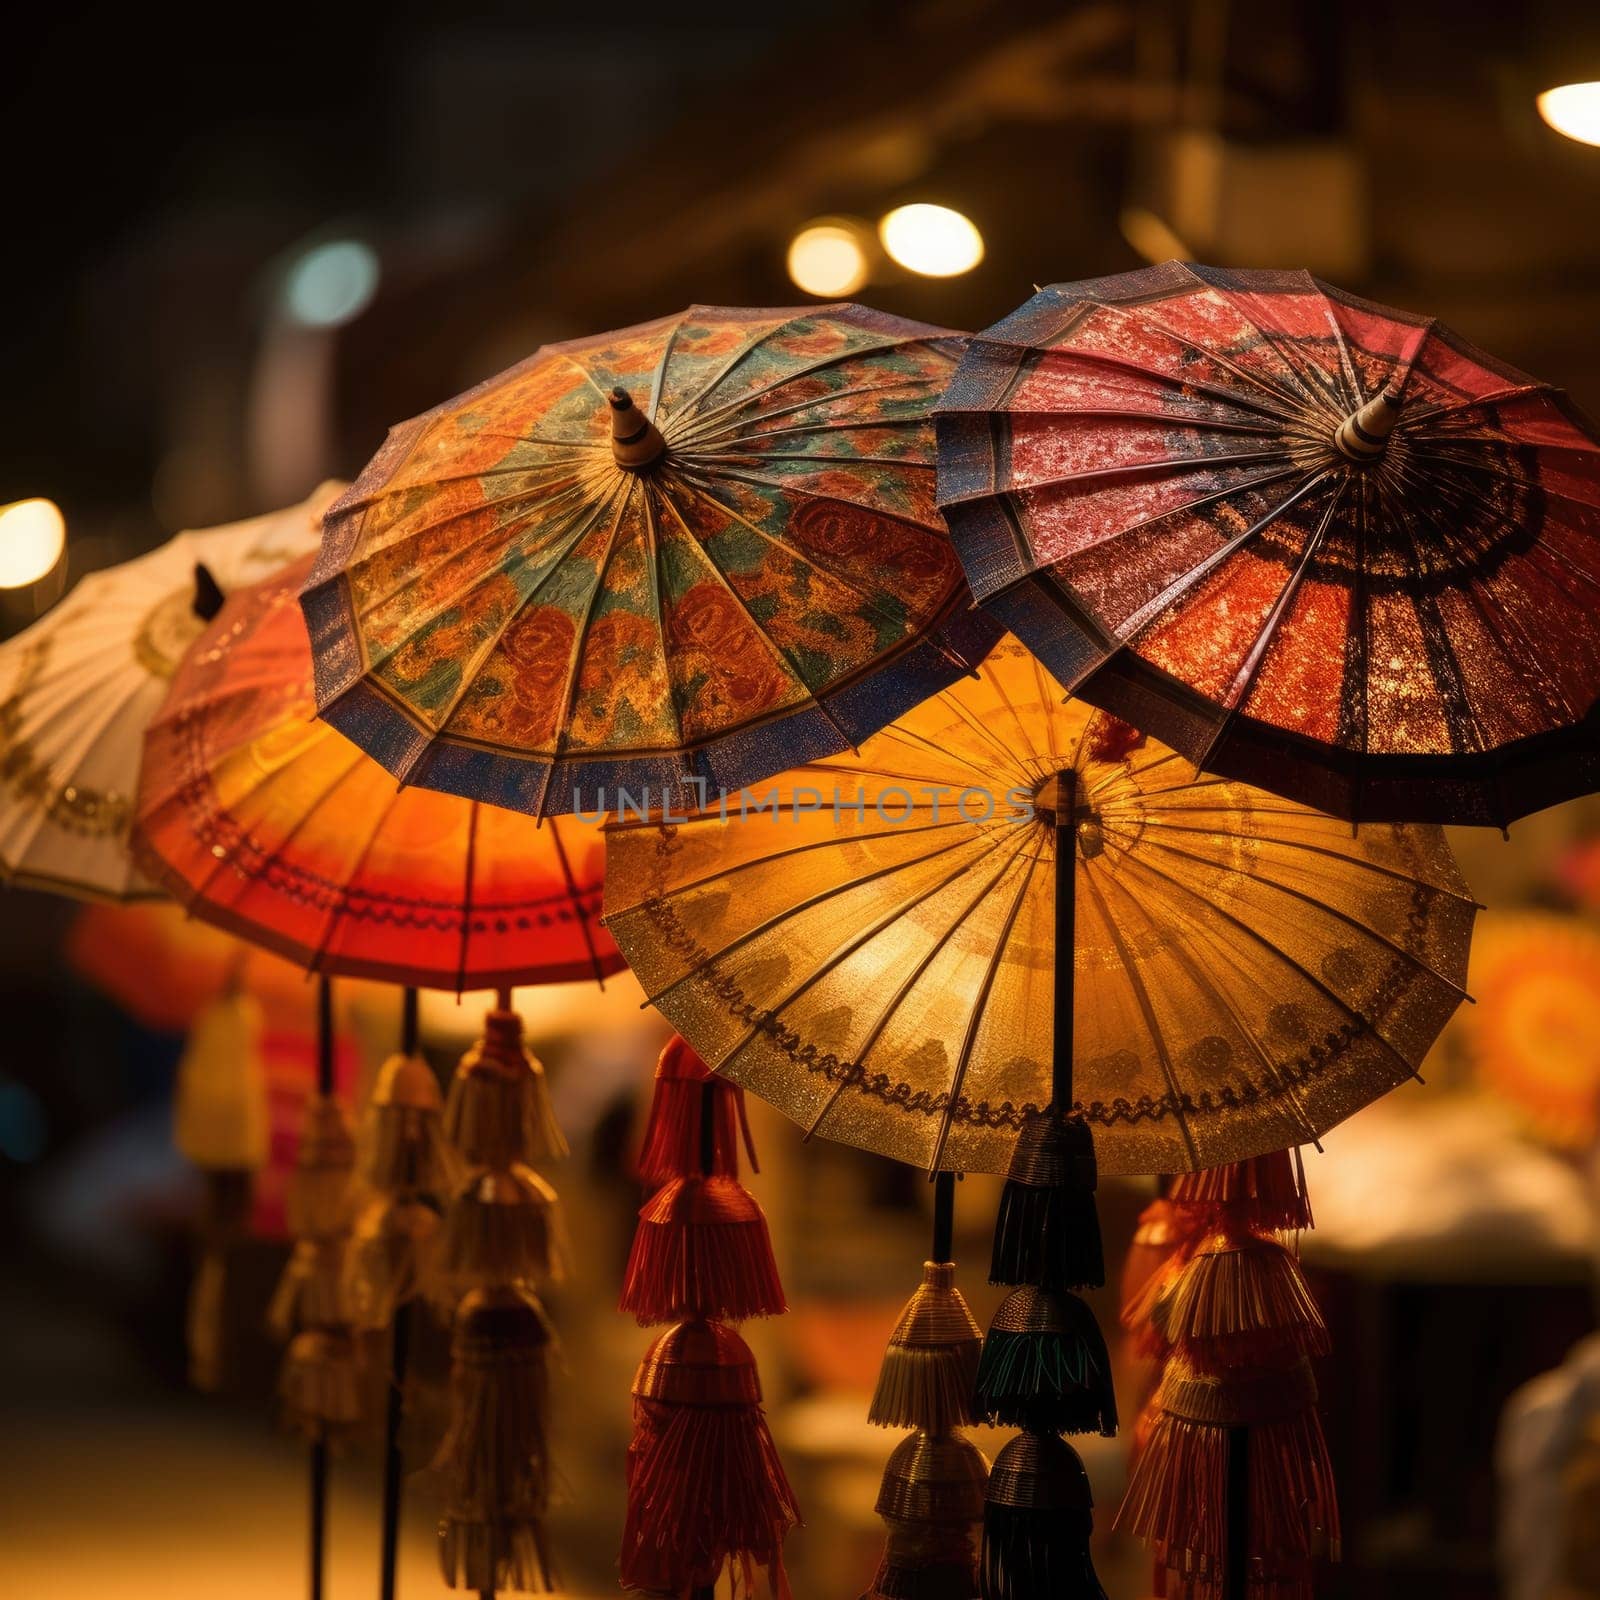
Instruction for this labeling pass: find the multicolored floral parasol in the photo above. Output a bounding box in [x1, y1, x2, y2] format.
[937, 262, 1600, 826]
[134, 554, 620, 991]
[604, 636, 1477, 1177]
[302, 303, 999, 817]
[0, 484, 335, 900]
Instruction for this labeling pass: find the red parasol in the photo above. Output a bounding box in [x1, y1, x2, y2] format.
[937, 261, 1600, 826]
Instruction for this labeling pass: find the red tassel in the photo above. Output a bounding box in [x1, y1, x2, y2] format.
[622, 1320, 799, 1597]
[638, 1034, 758, 1185]
[621, 1175, 787, 1325]
[1117, 1359, 1339, 1591]
[1169, 1151, 1312, 1236]
[1149, 1232, 1328, 1370]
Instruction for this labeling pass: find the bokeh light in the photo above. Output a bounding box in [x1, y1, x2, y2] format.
[1537, 81, 1600, 147]
[877, 202, 984, 277]
[786, 220, 871, 297]
[0, 497, 66, 589]
[282, 239, 381, 328]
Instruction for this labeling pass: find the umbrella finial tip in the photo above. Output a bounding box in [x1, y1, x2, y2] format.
[609, 386, 631, 408]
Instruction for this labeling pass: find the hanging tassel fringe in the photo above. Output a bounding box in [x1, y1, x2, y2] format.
[438, 1513, 556, 1594]
[1117, 1359, 1339, 1577]
[1150, 1233, 1328, 1367]
[446, 1007, 567, 1169]
[280, 1327, 363, 1438]
[361, 1050, 456, 1195]
[974, 1287, 1118, 1436]
[347, 1195, 440, 1330]
[284, 1094, 356, 1240]
[864, 1555, 982, 1600]
[869, 1261, 984, 1433]
[620, 1175, 786, 1324]
[1169, 1150, 1313, 1236]
[989, 1111, 1103, 1290]
[434, 1287, 554, 1512]
[622, 1321, 799, 1598]
[980, 1432, 1107, 1600]
[440, 1164, 567, 1296]
[638, 1034, 758, 1184]
[268, 1237, 349, 1341]
[863, 1508, 986, 1599]
[173, 990, 269, 1172]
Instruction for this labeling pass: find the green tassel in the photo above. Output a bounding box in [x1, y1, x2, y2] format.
[974, 1288, 1117, 1436]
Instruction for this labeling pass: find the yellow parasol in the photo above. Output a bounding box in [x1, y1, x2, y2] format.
[604, 636, 1477, 1176]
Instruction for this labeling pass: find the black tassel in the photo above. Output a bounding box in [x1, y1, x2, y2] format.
[980, 1433, 1107, 1600]
[974, 1287, 1117, 1437]
[865, 1557, 982, 1600]
[989, 1112, 1102, 1291]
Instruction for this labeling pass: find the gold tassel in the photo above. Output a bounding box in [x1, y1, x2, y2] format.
[284, 1094, 357, 1240]
[439, 1165, 567, 1298]
[347, 1195, 441, 1331]
[360, 1050, 456, 1195]
[445, 1007, 566, 1169]
[280, 1326, 363, 1439]
[435, 1286, 556, 1592]
[268, 1237, 349, 1342]
[869, 1262, 984, 1434]
[875, 1431, 991, 1527]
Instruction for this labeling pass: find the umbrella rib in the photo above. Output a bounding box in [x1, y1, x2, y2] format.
[415, 479, 631, 742]
[646, 311, 688, 424]
[928, 835, 1049, 1172]
[946, 339, 1305, 428]
[618, 812, 976, 913]
[1191, 475, 1350, 777]
[343, 474, 599, 627]
[338, 450, 598, 510]
[667, 466, 946, 634]
[1141, 819, 1478, 905]
[1130, 829, 1470, 996]
[1313, 287, 1367, 409]
[1105, 844, 1439, 1085]
[1076, 863, 1201, 1168]
[636, 825, 994, 1007]
[545, 816, 609, 987]
[299, 778, 417, 976]
[1091, 294, 1328, 420]
[797, 825, 1046, 1147]
[529, 477, 640, 823]
[1102, 854, 1321, 1146]
[553, 351, 612, 402]
[676, 328, 940, 440]
[1367, 468, 1494, 767]
[937, 446, 1298, 508]
[1399, 382, 1562, 429]
[720, 835, 1022, 1093]
[638, 489, 690, 759]
[676, 374, 935, 452]
[649, 482, 877, 749]
[1114, 472, 1334, 643]
[659, 318, 788, 422]
[1408, 449, 1600, 523]
[1202, 282, 1352, 419]
[454, 801, 478, 996]
[1385, 464, 1582, 726]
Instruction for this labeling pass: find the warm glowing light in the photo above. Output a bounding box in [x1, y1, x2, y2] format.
[1537, 81, 1600, 147]
[0, 498, 66, 588]
[878, 203, 984, 277]
[786, 221, 871, 297]
[283, 239, 380, 328]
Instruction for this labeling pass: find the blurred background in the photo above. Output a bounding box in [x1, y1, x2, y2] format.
[4, 1, 1600, 1596]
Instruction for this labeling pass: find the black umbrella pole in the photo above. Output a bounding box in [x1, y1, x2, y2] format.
[1225, 1424, 1249, 1600]
[932, 1169, 955, 1262]
[310, 1433, 329, 1600]
[1052, 769, 1077, 1112]
[379, 1304, 413, 1600]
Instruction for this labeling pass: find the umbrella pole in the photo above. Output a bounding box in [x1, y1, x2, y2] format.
[1053, 770, 1076, 1112]
[310, 973, 334, 1600]
[376, 985, 424, 1600]
[1225, 1424, 1249, 1600]
[932, 1169, 955, 1262]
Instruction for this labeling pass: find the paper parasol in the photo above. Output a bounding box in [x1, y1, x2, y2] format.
[134, 553, 620, 990]
[937, 261, 1600, 826]
[0, 483, 336, 900]
[301, 303, 1000, 818]
[604, 635, 1477, 1176]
